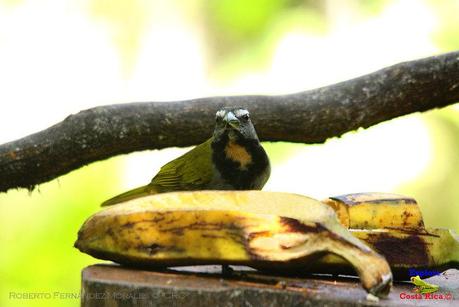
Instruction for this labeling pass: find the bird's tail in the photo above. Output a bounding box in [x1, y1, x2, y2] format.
[101, 185, 157, 207]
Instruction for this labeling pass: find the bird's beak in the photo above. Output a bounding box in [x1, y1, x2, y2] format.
[224, 112, 240, 129]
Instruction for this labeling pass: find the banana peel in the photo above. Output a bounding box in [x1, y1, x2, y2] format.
[315, 227, 459, 278]
[75, 191, 392, 297]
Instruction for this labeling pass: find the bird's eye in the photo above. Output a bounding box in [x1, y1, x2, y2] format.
[241, 114, 249, 121]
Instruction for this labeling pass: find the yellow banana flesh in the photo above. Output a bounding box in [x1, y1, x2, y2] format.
[322, 192, 425, 229]
[75, 191, 392, 297]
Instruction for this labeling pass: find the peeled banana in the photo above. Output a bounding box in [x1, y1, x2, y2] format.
[75, 191, 392, 297]
[322, 192, 425, 229]
[320, 192, 459, 279]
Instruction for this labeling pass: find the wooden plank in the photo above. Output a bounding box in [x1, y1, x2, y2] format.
[81, 264, 458, 306]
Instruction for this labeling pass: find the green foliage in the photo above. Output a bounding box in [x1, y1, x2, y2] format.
[428, 0, 459, 51]
[205, 0, 327, 81]
[399, 109, 459, 232]
[0, 156, 124, 306]
[357, 0, 392, 16]
[207, 0, 284, 45]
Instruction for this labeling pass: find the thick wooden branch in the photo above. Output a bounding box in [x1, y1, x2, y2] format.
[1, 51, 459, 193]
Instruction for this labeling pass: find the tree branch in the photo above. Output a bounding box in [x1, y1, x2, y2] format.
[1, 51, 459, 193]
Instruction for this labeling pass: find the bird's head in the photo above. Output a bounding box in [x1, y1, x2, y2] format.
[213, 107, 259, 141]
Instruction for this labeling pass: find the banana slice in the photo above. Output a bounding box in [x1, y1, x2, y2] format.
[323, 192, 425, 229]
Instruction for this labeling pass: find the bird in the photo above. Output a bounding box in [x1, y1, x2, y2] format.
[101, 107, 271, 206]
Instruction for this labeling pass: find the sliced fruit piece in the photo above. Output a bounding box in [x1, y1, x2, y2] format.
[322, 192, 425, 229]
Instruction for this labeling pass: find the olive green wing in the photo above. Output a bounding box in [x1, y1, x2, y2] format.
[101, 185, 155, 206]
[150, 138, 214, 191]
[101, 138, 214, 207]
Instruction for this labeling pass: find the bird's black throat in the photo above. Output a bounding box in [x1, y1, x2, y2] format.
[211, 133, 270, 189]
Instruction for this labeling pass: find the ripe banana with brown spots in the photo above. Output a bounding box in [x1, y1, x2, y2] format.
[75, 191, 392, 297]
[321, 192, 459, 279]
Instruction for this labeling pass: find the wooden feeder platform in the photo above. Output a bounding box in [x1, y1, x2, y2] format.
[81, 264, 458, 306]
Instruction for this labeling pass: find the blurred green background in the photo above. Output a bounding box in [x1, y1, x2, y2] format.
[1, 0, 459, 306]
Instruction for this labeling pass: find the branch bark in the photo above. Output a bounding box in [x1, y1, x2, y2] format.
[1, 51, 459, 193]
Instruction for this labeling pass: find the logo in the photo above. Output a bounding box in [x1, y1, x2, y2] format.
[410, 275, 438, 294]
[399, 275, 453, 301]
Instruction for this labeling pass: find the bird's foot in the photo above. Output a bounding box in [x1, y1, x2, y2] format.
[221, 264, 233, 277]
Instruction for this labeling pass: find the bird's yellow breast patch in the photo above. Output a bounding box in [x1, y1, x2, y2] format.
[224, 141, 252, 169]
